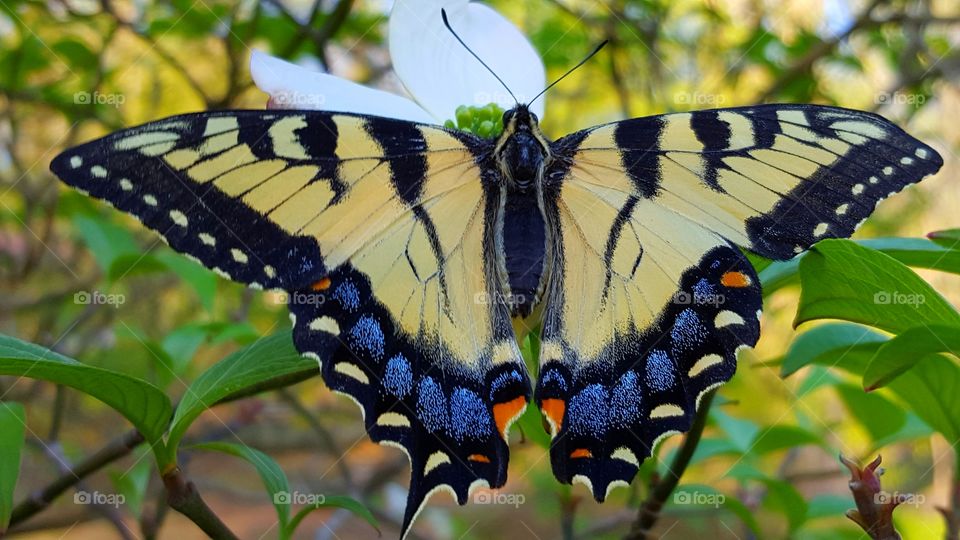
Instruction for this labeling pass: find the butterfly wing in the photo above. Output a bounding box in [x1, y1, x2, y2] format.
[51, 111, 532, 535]
[537, 104, 942, 498]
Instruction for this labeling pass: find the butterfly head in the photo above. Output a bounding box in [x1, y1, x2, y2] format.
[496, 105, 551, 192]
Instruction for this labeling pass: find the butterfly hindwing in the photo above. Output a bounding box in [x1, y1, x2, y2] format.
[51, 110, 532, 537]
[538, 104, 942, 497]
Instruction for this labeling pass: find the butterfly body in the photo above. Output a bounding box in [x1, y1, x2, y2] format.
[52, 103, 943, 537]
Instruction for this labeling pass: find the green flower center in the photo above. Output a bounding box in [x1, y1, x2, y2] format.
[444, 103, 505, 139]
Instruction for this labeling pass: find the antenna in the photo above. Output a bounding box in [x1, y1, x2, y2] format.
[529, 40, 609, 107]
[441, 8, 518, 105]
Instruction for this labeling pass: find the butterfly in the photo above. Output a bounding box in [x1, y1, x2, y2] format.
[51, 99, 942, 535]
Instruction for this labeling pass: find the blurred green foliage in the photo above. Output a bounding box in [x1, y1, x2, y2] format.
[1, 0, 959, 539]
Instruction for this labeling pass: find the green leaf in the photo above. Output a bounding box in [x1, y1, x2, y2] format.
[161, 324, 209, 376]
[859, 238, 960, 275]
[835, 384, 906, 442]
[749, 425, 823, 455]
[780, 323, 888, 378]
[926, 228, 960, 250]
[72, 214, 140, 274]
[887, 354, 960, 440]
[728, 465, 807, 531]
[0, 335, 172, 448]
[863, 324, 960, 389]
[712, 410, 759, 452]
[109, 446, 152, 518]
[165, 332, 315, 462]
[190, 442, 290, 530]
[155, 251, 217, 312]
[806, 493, 852, 520]
[761, 237, 960, 296]
[796, 240, 960, 334]
[0, 402, 25, 533]
[286, 495, 380, 539]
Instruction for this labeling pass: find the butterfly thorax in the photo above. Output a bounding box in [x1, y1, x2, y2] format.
[495, 106, 552, 193]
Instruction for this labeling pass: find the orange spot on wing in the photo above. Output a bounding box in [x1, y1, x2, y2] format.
[540, 398, 566, 436]
[468, 454, 491, 463]
[720, 271, 751, 288]
[493, 396, 527, 439]
[312, 277, 332, 291]
[570, 448, 592, 459]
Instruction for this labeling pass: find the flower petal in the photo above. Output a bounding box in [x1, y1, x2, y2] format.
[389, 0, 546, 121]
[249, 50, 435, 124]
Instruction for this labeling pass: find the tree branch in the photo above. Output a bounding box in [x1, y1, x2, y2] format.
[624, 390, 716, 540]
[162, 467, 239, 540]
[9, 430, 145, 527]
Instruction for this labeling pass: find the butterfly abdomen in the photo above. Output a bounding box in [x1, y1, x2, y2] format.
[500, 188, 547, 318]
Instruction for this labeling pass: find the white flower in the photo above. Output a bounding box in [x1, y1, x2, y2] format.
[250, 0, 546, 125]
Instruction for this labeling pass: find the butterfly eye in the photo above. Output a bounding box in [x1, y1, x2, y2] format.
[502, 110, 514, 125]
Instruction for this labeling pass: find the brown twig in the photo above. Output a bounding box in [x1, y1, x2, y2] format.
[9, 430, 145, 527]
[162, 467, 239, 540]
[624, 390, 716, 539]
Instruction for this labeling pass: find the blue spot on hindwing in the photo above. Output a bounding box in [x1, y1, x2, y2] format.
[384, 354, 413, 398]
[333, 280, 361, 311]
[348, 315, 384, 360]
[449, 388, 491, 441]
[567, 384, 609, 436]
[540, 369, 567, 392]
[693, 278, 715, 299]
[611, 370, 642, 424]
[671, 308, 707, 352]
[417, 377, 448, 433]
[645, 349, 676, 392]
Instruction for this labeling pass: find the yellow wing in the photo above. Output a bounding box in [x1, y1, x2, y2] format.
[51, 110, 531, 536]
[535, 105, 942, 499]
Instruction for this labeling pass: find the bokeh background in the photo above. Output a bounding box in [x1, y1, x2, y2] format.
[1, 0, 959, 538]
